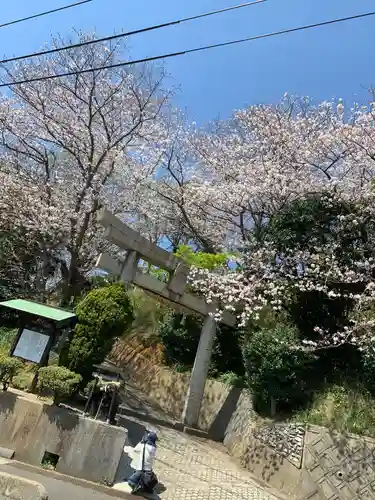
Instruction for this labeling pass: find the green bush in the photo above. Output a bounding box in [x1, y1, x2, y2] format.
[159, 313, 200, 370]
[218, 371, 245, 388]
[242, 325, 315, 416]
[37, 366, 82, 404]
[12, 371, 34, 392]
[0, 355, 23, 390]
[0, 327, 17, 351]
[59, 283, 134, 384]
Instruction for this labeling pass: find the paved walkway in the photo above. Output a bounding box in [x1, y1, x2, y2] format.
[113, 379, 282, 500]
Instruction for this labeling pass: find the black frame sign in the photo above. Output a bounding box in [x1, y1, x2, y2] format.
[12, 327, 51, 364]
[9, 314, 56, 365]
[1, 299, 76, 368]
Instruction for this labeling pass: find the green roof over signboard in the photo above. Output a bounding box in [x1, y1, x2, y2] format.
[0, 299, 76, 326]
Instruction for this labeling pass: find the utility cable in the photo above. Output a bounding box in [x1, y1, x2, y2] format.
[1, 9, 374, 88]
[0, 0, 265, 64]
[0, 0, 95, 30]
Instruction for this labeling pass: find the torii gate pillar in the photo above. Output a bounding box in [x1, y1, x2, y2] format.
[182, 314, 216, 427]
[96, 208, 235, 429]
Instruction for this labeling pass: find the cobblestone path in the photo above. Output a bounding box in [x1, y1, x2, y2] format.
[113, 381, 283, 500]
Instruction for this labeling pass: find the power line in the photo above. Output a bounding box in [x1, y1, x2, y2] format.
[1, 9, 375, 88]
[0, 0, 265, 64]
[0, 0, 95, 30]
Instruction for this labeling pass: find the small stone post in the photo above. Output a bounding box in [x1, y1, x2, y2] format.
[182, 315, 216, 428]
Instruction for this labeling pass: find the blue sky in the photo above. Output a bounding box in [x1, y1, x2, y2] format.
[1, 0, 374, 124]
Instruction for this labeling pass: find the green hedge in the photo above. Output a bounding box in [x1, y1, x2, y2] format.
[37, 366, 82, 404]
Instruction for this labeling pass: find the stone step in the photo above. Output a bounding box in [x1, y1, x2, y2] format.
[182, 426, 209, 439]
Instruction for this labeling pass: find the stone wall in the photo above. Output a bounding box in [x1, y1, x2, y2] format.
[303, 425, 375, 499]
[0, 391, 127, 485]
[223, 389, 375, 499]
[110, 339, 235, 436]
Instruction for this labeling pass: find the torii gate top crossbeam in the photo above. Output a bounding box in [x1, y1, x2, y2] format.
[96, 208, 236, 327]
[98, 208, 179, 272]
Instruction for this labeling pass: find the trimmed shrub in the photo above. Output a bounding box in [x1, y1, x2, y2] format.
[0, 355, 23, 391]
[59, 283, 134, 384]
[37, 365, 82, 404]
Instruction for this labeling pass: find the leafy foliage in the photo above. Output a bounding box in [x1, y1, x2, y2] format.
[159, 312, 244, 377]
[266, 195, 356, 253]
[159, 313, 200, 370]
[130, 288, 169, 339]
[175, 245, 230, 270]
[59, 283, 134, 383]
[217, 371, 245, 388]
[0, 228, 40, 301]
[0, 327, 17, 351]
[37, 366, 82, 404]
[266, 195, 364, 338]
[242, 325, 315, 415]
[294, 384, 375, 438]
[0, 355, 23, 390]
[69, 274, 119, 309]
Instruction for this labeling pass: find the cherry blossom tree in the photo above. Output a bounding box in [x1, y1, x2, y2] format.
[0, 32, 173, 304]
[136, 120, 222, 253]
[177, 96, 375, 352]
[141, 96, 366, 252]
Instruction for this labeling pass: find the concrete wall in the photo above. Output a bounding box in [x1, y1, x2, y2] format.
[222, 391, 317, 499]
[0, 392, 128, 486]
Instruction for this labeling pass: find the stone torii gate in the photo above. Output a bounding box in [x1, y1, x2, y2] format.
[96, 208, 235, 429]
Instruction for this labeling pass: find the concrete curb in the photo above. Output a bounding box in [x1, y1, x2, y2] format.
[4, 461, 133, 499]
[0, 471, 48, 499]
